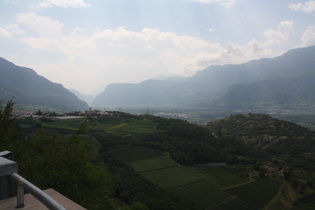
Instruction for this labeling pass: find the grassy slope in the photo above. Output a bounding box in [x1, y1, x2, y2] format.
[224, 177, 283, 208]
[169, 180, 232, 208]
[108, 145, 238, 209]
[197, 167, 248, 189]
[141, 166, 206, 190]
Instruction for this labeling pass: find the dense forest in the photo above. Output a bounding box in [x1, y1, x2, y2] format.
[1, 101, 315, 209]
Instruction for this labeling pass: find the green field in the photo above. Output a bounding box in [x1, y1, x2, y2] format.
[130, 156, 178, 172]
[224, 177, 282, 208]
[294, 200, 315, 210]
[107, 145, 285, 209]
[141, 166, 206, 190]
[42, 118, 84, 130]
[106, 120, 157, 134]
[210, 198, 259, 210]
[42, 117, 158, 136]
[169, 180, 232, 208]
[108, 145, 167, 162]
[197, 167, 247, 189]
[108, 145, 178, 172]
[108, 146, 206, 190]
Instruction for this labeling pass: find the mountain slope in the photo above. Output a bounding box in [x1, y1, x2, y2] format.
[218, 78, 315, 108]
[69, 89, 94, 106]
[0, 57, 89, 111]
[93, 45, 315, 107]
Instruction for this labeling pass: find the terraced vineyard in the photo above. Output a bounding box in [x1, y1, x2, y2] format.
[197, 167, 248, 189]
[108, 145, 285, 209]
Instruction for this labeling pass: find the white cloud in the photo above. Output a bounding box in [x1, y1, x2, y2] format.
[0, 27, 11, 38]
[18, 26, 228, 93]
[190, 0, 236, 7]
[279, 21, 294, 33]
[70, 27, 84, 36]
[16, 12, 63, 38]
[0, 24, 24, 38]
[289, 1, 315, 13]
[15, 21, 297, 95]
[5, 24, 25, 35]
[210, 21, 296, 65]
[299, 26, 315, 47]
[38, 0, 90, 8]
[263, 21, 294, 45]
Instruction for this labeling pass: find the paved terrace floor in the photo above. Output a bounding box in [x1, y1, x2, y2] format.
[0, 188, 86, 210]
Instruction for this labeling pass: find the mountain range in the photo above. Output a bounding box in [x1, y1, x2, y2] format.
[1, 45, 314, 112]
[69, 89, 94, 106]
[0, 57, 89, 111]
[92, 45, 315, 109]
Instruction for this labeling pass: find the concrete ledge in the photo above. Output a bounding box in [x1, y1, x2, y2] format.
[0, 188, 86, 210]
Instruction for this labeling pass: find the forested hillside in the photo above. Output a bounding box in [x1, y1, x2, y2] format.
[206, 113, 315, 169]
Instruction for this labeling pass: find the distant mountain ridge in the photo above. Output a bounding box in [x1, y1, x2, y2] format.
[0, 57, 89, 111]
[69, 89, 94, 106]
[93, 45, 315, 108]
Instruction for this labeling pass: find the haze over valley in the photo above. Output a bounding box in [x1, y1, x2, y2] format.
[1, 45, 315, 128]
[2, 1, 315, 209]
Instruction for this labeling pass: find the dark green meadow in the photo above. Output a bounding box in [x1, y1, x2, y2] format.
[108, 145, 289, 209]
[130, 156, 178, 172]
[41, 116, 158, 136]
[108, 145, 260, 209]
[141, 166, 206, 190]
[224, 177, 283, 208]
[169, 180, 233, 208]
[108, 145, 167, 163]
[197, 167, 248, 189]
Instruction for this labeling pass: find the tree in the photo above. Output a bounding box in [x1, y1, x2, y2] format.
[13, 129, 117, 209]
[0, 100, 17, 149]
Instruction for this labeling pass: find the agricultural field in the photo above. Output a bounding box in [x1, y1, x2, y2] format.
[224, 177, 283, 208]
[197, 167, 248, 189]
[130, 156, 178, 172]
[141, 166, 206, 190]
[108, 145, 168, 163]
[210, 198, 259, 210]
[107, 145, 296, 209]
[108, 145, 255, 209]
[106, 119, 158, 134]
[293, 199, 315, 210]
[42, 118, 85, 130]
[169, 180, 232, 208]
[40, 116, 158, 136]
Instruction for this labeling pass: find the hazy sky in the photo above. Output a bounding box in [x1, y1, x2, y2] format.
[1, 0, 315, 95]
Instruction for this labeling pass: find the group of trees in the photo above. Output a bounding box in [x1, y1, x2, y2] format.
[117, 116, 263, 165]
[206, 113, 315, 170]
[0, 101, 117, 209]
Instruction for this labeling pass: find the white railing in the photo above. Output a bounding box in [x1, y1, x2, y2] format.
[0, 151, 66, 210]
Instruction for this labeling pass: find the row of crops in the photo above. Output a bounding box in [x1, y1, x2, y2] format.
[108, 145, 283, 209]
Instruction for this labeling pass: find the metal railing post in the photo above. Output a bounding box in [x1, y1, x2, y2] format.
[11, 173, 67, 210]
[16, 185, 24, 208]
